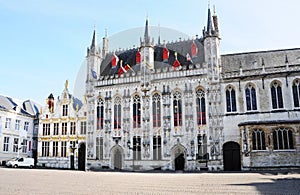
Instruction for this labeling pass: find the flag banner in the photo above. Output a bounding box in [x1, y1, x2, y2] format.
[173, 52, 181, 70]
[186, 53, 193, 63]
[191, 40, 198, 57]
[91, 69, 98, 79]
[173, 59, 181, 70]
[163, 47, 169, 62]
[112, 54, 119, 67]
[136, 51, 141, 64]
[118, 63, 131, 76]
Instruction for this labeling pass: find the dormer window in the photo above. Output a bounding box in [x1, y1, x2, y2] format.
[62, 105, 68, 116]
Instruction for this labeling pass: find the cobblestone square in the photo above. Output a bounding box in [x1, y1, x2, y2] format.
[0, 168, 300, 194]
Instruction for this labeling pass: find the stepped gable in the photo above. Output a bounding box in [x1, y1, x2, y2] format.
[221, 48, 300, 72]
[99, 38, 205, 76]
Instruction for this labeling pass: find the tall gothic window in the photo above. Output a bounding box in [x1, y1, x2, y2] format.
[97, 98, 104, 130]
[271, 81, 284, 109]
[133, 136, 141, 160]
[152, 93, 161, 127]
[245, 83, 257, 111]
[252, 129, 266, 150]
[292, 79, 300, 107]
[96, 137, 104, 160]
[133, 95, 141, 128]
[273, 128, 294, 150]
[196, 88, 206, 125]
[153, 136, 162, 160]
[114, 97, 122, 129]
[226, 86, 237, 112]
[173, 91, 182, 126]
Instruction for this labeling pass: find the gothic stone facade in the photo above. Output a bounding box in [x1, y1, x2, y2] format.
[85, 8, 300, 171]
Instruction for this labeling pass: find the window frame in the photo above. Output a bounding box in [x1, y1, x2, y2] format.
[225, 85, 237, 113]
[270, 81, 284, 109]
[196, 88, 206, 125]
[152, 93, 162, 128]
[245, 83, 257, 111]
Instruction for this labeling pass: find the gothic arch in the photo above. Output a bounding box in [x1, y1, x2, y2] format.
[195, 85, 206, 93]
[170, 144, 187, 171]
[110, 145, 124, 170]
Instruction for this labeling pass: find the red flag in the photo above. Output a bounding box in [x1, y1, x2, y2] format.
[118, 63, 131, 76]
[191, 40, 198, 57]
[112, 53, 119, 68]
[173, 59, 181, 70]
[136, 51, 141, 64]
[173, 52, 181, 70]
[163, 47, 169, 62]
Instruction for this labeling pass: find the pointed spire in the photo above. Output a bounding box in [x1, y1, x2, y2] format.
[206, 5, 213, 36]
[158, 23, 161, 45]
[91, 29, 97, 49]
[212, 5, 219, 33]
[144, 19, 150, 45]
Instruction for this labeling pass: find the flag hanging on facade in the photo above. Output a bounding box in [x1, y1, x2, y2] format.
[136, 51, 141, 65]
[173, 52, 182, 70]
[191, 39, 198, 57]
[112, 53, 119, 68]
[163, 45, 169, 62]
[118, 61, 131, 76]
[91, 69, 98, 79]
[186, 53, 193, 63]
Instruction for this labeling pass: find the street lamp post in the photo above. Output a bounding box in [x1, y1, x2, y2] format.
[127, 140, 134, 171]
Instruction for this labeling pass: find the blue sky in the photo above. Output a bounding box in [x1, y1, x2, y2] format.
[0, 0, 300, 105]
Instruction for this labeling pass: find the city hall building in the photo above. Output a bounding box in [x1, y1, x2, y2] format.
[85, 7, 300, 171]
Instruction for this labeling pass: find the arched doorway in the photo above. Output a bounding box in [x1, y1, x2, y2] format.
[111, 146, 123, 170]
[223, 142, 241, 171]
[114, 149, 122, 170]
[175, 153, 185, 171]
[78, 143, 86, 171]
[171, 145, 186, 171]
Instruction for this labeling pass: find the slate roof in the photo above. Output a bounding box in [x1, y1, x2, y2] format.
[99, 38, 205, 76]
[221, 48, 300, 73]
[0, 95, 40, 117]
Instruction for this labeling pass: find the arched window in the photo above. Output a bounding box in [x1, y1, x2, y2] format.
[271, 81, 284, 109]
[97, 98, 104, 130]
[292, 79, 300, 107]
[245, 84, 257, 111]
[133, 95, 141, 128]
[252, 129, 266, 150]
[173, 91, 182, 126]
[273, 128, 294, 150]
[226, 86, 237, 112]
[114, 97, 122, 129]
[196, 88, 206, 125]
[152, 93, 161, 127]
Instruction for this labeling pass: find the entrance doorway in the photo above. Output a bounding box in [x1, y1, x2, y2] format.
[175, 153, 185, 171]
[78, 143, 86, 171]
[172, 145, 186, 171]
[223, 142, 241, 171]
[113, 148, 122, 170]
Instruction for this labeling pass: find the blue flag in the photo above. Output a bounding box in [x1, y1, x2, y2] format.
[91, 69, 97, 79]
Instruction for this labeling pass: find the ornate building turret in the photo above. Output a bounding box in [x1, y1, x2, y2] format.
[203, 5, 223, 165]
[86, 29, 101, 81]
[140, 19, 154, 72]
